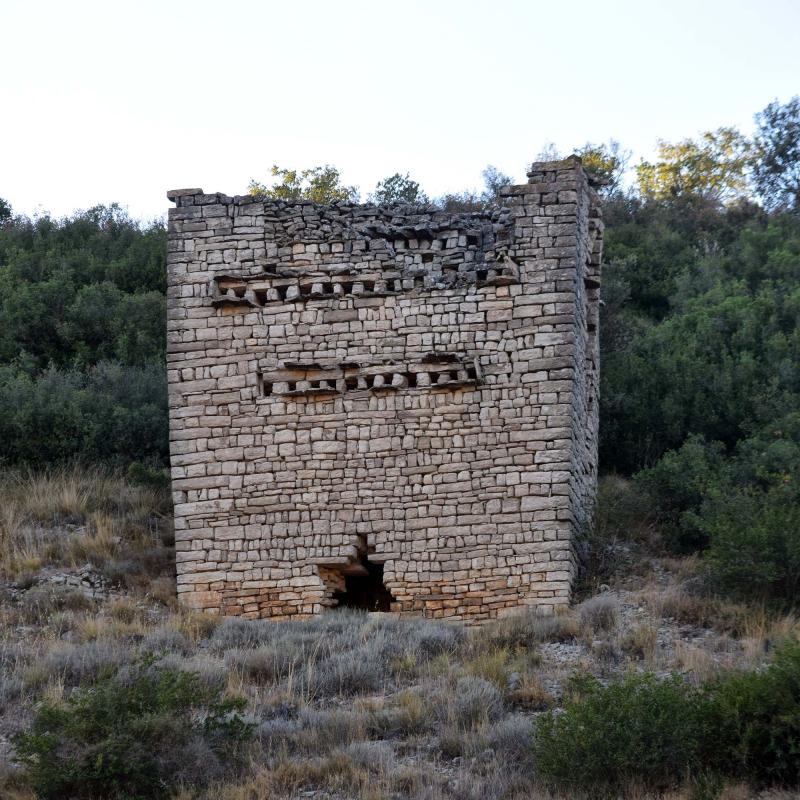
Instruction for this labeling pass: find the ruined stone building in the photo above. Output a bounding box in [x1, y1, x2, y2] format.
[166, 156, 603, 622]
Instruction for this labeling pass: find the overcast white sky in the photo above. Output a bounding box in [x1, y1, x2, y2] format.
[2, 0, 799, 220]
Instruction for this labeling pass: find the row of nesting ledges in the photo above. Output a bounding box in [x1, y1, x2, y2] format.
[211, 254, 520, 309]
[260, 359, 480, 399]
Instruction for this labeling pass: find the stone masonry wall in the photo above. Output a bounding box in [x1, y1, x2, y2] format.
[166, 156, 603, 622]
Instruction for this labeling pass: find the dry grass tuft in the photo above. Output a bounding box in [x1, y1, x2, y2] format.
[579, 594, 620, 634]
[622, 623, 659, 664]
[506, 672, 555, 710]
[673, 641, 719, 683]
[170, 610, 222, 641]
[478, 608, 580, 651]
[463, 645, 511, 688]
[643, 587, 751, 636]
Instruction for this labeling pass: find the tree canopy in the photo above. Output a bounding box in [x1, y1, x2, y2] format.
[635, 127, 751, 202]
[753, 96, 800, 211]
[248, 165, 359, 203]
[369, 173, 428, 205]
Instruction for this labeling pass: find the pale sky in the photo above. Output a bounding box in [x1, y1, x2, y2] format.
[2, 0, 799, 220]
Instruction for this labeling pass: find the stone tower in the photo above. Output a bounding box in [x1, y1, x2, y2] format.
[166, 156, 602, 621]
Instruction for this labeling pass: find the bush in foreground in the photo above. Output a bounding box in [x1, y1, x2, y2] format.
[14, 663, 253, 799]
[533, 673, 704, 795]
[533, 639, 800, 796]
[707, 638, 800, 786]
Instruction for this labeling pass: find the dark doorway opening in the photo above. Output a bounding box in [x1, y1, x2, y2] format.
[334, 558, 394, 611]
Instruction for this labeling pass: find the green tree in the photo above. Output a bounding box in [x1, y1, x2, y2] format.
[369, 172, 428, 204]
[576, 140, 631, 194]
[248, 164, 359, 203]
[602, 276, 800, 473]
[480, 165, 513, 202]
[636, 127, 751, 202]
[0, 207, 166, 370]
[753, 96, 800, 211]
[0, 197, 11, 222]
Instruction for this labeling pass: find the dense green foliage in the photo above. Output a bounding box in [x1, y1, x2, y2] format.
[534, 673, 705, 793]
[608, 196, 800, 598]
[601, 202, 800, 471]
[13, 664, 253, 800]
[533, 639, 800, 795]
[707, 639, 800, 785]
[595, 97, 800, 600]
[0, 205, 166, 368]
[0, 205, 167, 466]
[0, 362, 167, 465]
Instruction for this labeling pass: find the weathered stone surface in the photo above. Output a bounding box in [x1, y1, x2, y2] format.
[166, 155, 602, 623]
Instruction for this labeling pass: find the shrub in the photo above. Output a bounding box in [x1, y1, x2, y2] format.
[621, 623, 658, 662]
[533, 673, 704, 795]
[635, 435, 729, 552]
[534, 641, 800, 794]
[210, 617, 275, 652]
[583, 475, 654, 587]
[126, 461, 170, 489]
[292, 708, 368, 755]
[342, 740, 395, 772]
[407, 619, 464, 657]
[13, 663, 253, 799]
[593, 475, 654, 543]
[226, 644, 300, 684]
[17, 585, 96, 623]
[0, 361, 168, 467]
[703, 487, 800, 601]
[506, 673, 555, 710]
[38, 640, 127, 688]
[302, 648, 384, 697]
[364, 690, 428, 738]
[651, 587, 749, 635]
[140, 627, 190, 656]
[706, 638, 800, 786]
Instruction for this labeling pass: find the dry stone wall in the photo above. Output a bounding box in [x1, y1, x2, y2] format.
[166, 156, 603, 622]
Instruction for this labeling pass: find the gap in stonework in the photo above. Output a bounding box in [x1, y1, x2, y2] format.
[333, 555, 394, 612]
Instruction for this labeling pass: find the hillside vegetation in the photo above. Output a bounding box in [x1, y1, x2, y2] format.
[1, 469, 799, 799]
[0, 96, 799, 798]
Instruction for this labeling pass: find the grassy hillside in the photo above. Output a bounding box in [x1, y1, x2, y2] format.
[1, 470, 799, 799]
